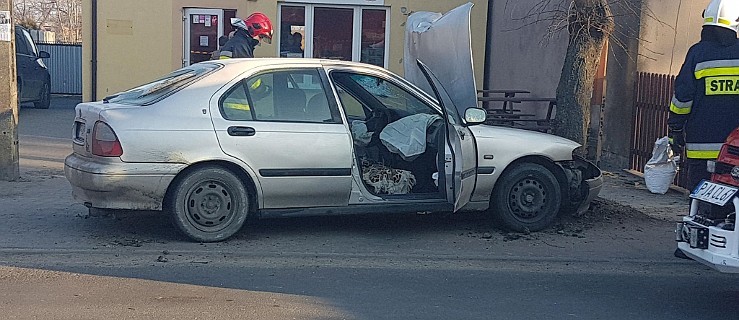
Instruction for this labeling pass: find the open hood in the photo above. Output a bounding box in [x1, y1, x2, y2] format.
[404, 2, 477, 116]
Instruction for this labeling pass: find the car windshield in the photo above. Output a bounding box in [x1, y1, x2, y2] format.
[104, 63, 219, 105]
[20, 29, 38, 56]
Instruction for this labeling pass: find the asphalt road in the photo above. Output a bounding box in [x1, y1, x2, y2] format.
[2, 96, 738, 320]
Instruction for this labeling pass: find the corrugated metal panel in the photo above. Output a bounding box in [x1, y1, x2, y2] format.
[37, 43, 82, 95]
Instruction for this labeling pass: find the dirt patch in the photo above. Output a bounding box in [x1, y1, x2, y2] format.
[598, 170, 688, 221]
[549, 197, 653, 236]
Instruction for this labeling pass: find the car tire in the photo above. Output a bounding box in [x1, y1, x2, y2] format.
[168, 166, 250, 242]
[490, 162, 561, 232]
[34, 81, 51, 109]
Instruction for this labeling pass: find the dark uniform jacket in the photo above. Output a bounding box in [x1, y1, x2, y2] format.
[219, 29, 258, 59]
[669, 26, 739, 159]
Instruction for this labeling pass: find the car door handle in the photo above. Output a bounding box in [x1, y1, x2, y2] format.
[227, 126, 256, 136]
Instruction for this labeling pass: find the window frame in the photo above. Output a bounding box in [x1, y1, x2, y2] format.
[218, 80, 255, 121]
[329, 70, 440, 120]
[276, 3, 390, 68]
[219, 67, 343, 124]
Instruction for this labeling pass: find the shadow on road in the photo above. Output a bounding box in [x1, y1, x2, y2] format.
[76, 209, 497, 245]
[20, 94, 81, 110]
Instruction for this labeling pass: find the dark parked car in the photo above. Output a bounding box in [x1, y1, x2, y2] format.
[15, 25, 51, 109]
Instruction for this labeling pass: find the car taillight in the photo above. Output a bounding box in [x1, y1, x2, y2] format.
[91, 121, 123, 157]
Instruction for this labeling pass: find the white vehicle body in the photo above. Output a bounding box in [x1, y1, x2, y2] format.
[64, 58, 603, 242]
[677, 195, 739, 273]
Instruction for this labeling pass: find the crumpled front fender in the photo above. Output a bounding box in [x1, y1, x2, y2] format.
[557, 156, 603, 214]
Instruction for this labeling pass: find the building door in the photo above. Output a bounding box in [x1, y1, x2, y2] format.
[183, 8, 224, 66]
[277, 4, 389, 67]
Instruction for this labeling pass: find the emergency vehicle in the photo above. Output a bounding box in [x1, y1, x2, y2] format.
[677, 127, 739, 272]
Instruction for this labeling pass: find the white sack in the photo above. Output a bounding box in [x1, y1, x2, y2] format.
[644, 136, 678, 194]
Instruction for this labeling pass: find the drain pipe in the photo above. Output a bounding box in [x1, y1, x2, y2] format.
[482, 0, 493, 92]
[91, 0, 98, 101]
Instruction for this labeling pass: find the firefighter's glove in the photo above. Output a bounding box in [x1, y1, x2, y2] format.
[668, 129, 685, 156]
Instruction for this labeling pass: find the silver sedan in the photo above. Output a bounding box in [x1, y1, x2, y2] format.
[65, 59, 602, 242]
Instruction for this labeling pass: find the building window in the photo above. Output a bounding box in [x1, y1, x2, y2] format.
[279, 5, 306, 58]
[313, 7, 354, 61]
[360, 9, 386, 66]
[278, 4, 389, 67]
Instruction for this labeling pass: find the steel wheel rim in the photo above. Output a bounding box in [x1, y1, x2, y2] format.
[184, 180, 236, 232]
[508, 177, 547, 221]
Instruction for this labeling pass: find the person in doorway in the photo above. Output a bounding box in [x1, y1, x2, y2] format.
[219, 12, 273, 59]
[669, 0, 739, 259]
[290, 32, 304, 54]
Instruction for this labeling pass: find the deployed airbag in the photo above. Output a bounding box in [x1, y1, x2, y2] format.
[380, 114, 441, 161]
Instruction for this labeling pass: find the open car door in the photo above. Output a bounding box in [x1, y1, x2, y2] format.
[417, 60, 477, 211]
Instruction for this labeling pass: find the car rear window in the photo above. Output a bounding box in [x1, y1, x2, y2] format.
[104, 63, 219, 105]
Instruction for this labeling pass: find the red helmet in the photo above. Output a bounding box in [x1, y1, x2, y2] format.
[231, 12, 273, 44]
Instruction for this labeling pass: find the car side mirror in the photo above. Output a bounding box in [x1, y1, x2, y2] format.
[38, 51, 50, 59]
[464, 108, 487, 126]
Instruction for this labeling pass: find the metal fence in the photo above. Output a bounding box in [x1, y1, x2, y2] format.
[629, 72, 688, 188]
[37, 43, 82, 95]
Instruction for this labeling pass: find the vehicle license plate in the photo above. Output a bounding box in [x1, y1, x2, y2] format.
[690, 180, 738, 206]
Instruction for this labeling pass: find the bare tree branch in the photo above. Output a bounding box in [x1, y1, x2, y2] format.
[12, 0, 82, 43]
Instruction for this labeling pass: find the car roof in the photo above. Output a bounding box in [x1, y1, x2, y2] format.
[212, 58, 388, 73]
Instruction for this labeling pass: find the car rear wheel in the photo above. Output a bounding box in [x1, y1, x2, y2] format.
[490, 163, 561, 232]
[34, 81, 51, 109]
[169, 166, 250, 242]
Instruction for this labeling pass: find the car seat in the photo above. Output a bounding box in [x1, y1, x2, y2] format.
[305, 93, 332, 122]
[276, 88, 306, 121]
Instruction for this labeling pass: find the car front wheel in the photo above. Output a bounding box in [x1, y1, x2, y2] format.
[490, 162, 561, 232]
[168, 166, 250, 242]
[34, 81, 51, 109]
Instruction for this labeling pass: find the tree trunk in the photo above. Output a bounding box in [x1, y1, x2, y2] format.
[553, 0, 613, 156]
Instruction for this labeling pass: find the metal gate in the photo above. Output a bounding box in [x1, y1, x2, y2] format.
[37, 43, 82, 95]
[629, 72, 688, 188]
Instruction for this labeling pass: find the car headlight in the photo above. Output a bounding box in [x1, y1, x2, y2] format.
[732, 166, 739, 180]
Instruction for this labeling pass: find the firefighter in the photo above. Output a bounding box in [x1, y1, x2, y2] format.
[670, 0, 739, 260]
[668, 0, 739, 193]
[220, 12, 273, 59]
[210, 32, 233, 60]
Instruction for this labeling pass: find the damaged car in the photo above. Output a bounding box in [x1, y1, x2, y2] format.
[64, 58, 602, 242]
